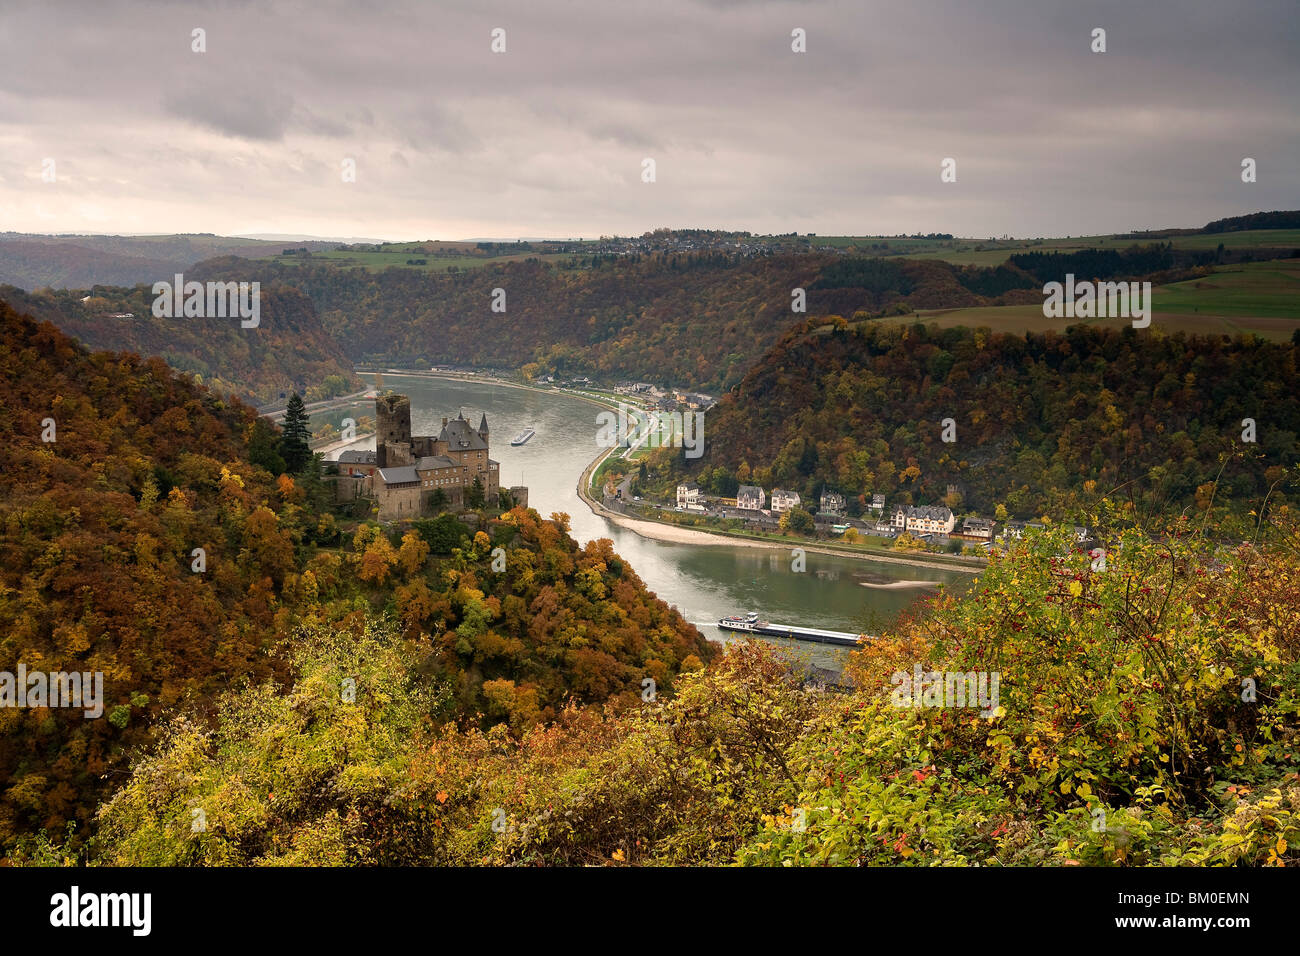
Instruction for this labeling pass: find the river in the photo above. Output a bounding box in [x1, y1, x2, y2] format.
[314, 372, 975, 671]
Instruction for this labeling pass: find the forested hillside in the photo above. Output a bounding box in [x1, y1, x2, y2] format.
[12, 238, 1287, 399]
[187, 252, 1111, 391]
[0, 283, 361, 405]
[0, 301, 709, 855]
[687, 318, 1300, 520]
[28, 521, 1299, 867]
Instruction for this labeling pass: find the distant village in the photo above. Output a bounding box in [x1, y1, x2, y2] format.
[666, 482, 1095, 554]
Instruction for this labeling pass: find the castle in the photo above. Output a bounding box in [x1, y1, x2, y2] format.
[333, 392, 525, 520]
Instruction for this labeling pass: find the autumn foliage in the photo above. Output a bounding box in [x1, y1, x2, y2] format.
[0, 301, 710, 856]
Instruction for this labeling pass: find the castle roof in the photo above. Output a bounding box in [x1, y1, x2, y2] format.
[378, 466, 419, 485]
[416, 455, 458, 471]
[439, 415, 488, 451]
[337, 450, 377, 463]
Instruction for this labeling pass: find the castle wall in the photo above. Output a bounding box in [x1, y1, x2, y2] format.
[383, 441, 413, 467]
[377, 483, 422, 520]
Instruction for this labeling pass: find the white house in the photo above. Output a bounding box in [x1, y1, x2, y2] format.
[905, 505, 956, 535]
[1002, 520, 1046, 540]
[771, 489, 801, 513]
[737, 485, 766, 511]
[891, 504, 909, 531]
[677, 482, 705, 510]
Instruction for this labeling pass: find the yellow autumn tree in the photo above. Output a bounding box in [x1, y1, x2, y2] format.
[358, 534, 398, 585]
[397, 531, 430, 576]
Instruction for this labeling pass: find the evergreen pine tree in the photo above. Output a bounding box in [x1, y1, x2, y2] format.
[279, 393, 312, 473]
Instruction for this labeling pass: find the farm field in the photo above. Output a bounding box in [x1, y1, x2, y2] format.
[815, 229, 1300, 267]
[890, 259, 1300, 339]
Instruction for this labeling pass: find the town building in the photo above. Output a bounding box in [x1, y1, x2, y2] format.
[736, 485, 766, 511]
[891, 504, 910, 531]
[956, 516, 995, 541]
[906, 505, 956, 535]
[1002, 519, 1047, 540]
[771, 489, 801, 513]
[819, 490, 847, 515]
[677, 482, 705, 510]
[893, 504, 957, 536]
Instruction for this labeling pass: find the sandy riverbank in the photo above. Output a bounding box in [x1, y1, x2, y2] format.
[858, 579, 943, 589]
[600, 508, 980, 573]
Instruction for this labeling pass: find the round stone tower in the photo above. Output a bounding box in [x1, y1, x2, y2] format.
[376, 393, 412, 468]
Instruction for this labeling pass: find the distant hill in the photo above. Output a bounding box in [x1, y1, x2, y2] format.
[1204, 210, 1300, 233]
[679, 317, 1300, 520]
[8, 215, 1297, 397]
[182, 252, 1086, 392]
[190, 239, 1275, 391]
[0, 233, 340, 291]
[0, 282, 360, 406]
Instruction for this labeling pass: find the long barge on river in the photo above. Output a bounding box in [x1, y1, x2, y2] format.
[716, 611, 864, 647]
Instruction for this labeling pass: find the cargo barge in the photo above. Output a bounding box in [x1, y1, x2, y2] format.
[510, 426, 536, 446]
[716, 611, 864, 647]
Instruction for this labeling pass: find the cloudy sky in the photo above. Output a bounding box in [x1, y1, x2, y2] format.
[1, 0, 1296, 240]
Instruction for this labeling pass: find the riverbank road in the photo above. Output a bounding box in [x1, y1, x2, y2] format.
[261, 388, 374, 420]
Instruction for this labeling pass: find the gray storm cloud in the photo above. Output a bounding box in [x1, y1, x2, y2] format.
[0, 0, 1295, 239]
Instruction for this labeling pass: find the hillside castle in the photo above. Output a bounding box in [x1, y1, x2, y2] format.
[333, 392, 527, 520]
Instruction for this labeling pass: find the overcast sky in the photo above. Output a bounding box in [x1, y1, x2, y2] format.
[0, 0, 1296, 240]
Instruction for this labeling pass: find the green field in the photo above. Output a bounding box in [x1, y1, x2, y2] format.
[885, 259, 1300, 339]
[813, 229, 1300, 267]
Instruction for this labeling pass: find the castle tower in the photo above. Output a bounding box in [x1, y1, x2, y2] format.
[477, 413, 489, 441]
[375, 393, 412, 468]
